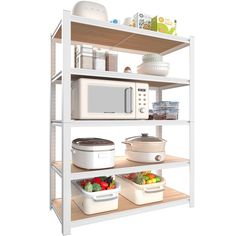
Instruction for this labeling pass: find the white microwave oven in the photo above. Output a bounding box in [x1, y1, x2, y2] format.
[71, 78, 149, 119]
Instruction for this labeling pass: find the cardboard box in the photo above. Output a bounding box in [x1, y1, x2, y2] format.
[151, 16, 177, 35]
[134, 12, 152, 30]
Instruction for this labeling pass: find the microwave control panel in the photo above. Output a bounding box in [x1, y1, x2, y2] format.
[135, 83, 149, 119]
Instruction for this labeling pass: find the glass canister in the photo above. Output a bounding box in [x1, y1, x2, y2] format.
[93, 48, 106, 71]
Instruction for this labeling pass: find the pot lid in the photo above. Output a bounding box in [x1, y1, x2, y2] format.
[72, 138, 114, 148]
[126, 133, 164, 142]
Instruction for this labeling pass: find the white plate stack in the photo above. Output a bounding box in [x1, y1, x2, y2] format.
[137, 54, 169, 76]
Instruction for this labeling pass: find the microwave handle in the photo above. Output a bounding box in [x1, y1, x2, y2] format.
[125, 87, 133, 113]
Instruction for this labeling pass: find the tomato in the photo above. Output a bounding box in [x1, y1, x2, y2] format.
[80, 180, 87, 187]
[92, 177, 102, 184]
[147, 173, 156, 179]
[100, 182, 108, 189]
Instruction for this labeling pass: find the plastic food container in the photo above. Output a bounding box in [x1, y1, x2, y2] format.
[153, 108, 179, 120]
[153, 101, 179, 109]
[116, 175, 165, 205]
[152, 101, 179, 120]
[72, 181, 120, 215]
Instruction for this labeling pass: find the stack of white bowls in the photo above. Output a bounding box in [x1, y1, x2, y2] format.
[137, 54, 169, 76]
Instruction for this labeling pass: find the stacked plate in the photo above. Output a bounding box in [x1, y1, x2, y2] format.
[137, 54, 169, 76]
[75, 45, 93, 69]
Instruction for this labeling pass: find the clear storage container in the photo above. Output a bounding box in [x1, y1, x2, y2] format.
[93, 49, 106, 70]
[153, 101, 179, 109]
[152, 101, 179, 120]
[153, 108, 179, 120]
[116, 175, 165, 205]
[71, 181, 120, 215]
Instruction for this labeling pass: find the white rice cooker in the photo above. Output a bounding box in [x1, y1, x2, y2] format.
[122, 133, 166, 163]
[72, 138, 115, 169]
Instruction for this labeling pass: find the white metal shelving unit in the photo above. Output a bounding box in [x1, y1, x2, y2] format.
[50, 10, 194, 235]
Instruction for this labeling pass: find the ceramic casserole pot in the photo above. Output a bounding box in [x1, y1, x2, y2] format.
[122, 133, 166, 153]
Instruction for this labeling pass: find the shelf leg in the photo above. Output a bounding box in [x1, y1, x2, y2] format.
[189, 36, 195, 208]
[62, 124, 71, 235]
[50, 37, 57, 209]
[61, 10, 71, 235]
[156, 88, 162, 176]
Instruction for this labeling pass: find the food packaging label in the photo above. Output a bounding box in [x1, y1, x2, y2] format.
[151, 16, 177, 35]
[134, 12, 152, 30]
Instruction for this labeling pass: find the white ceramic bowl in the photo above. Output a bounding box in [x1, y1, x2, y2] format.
[142, 54, 163, 63]
[137, 62, 169, 76]
[72, 1, 108, 21]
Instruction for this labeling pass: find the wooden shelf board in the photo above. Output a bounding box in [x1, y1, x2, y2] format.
[52, 155, 189, 179]
[52, 187, 189, 224]
[51, 119, 190, 127]
[51, 69, 189, 89]
[71, 69, 190, 88]
[54, 15, 189, 55]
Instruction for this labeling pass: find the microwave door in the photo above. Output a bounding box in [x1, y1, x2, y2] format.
[87, 84, 135, 119]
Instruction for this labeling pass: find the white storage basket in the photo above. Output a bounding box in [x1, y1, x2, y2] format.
[116, 175, 165, 205]
[72, 181, 120, 215]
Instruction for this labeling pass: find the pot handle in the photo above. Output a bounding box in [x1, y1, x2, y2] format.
[92, 193, 118, 202]
[159, 138, 167, 142]
[121, 141, 132, 146]
[144, 186, 164, 193]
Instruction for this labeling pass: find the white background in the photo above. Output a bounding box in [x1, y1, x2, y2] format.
[0, 0, 236, 235]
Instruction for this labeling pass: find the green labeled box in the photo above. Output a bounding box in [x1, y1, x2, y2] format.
[151, 16, 177, 35]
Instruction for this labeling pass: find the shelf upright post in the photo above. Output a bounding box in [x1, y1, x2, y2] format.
[50, 36, 56, 209]
[189, 36, 195, 207]
[61, 10, 72, 235]
[156, 88, 162, 176]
